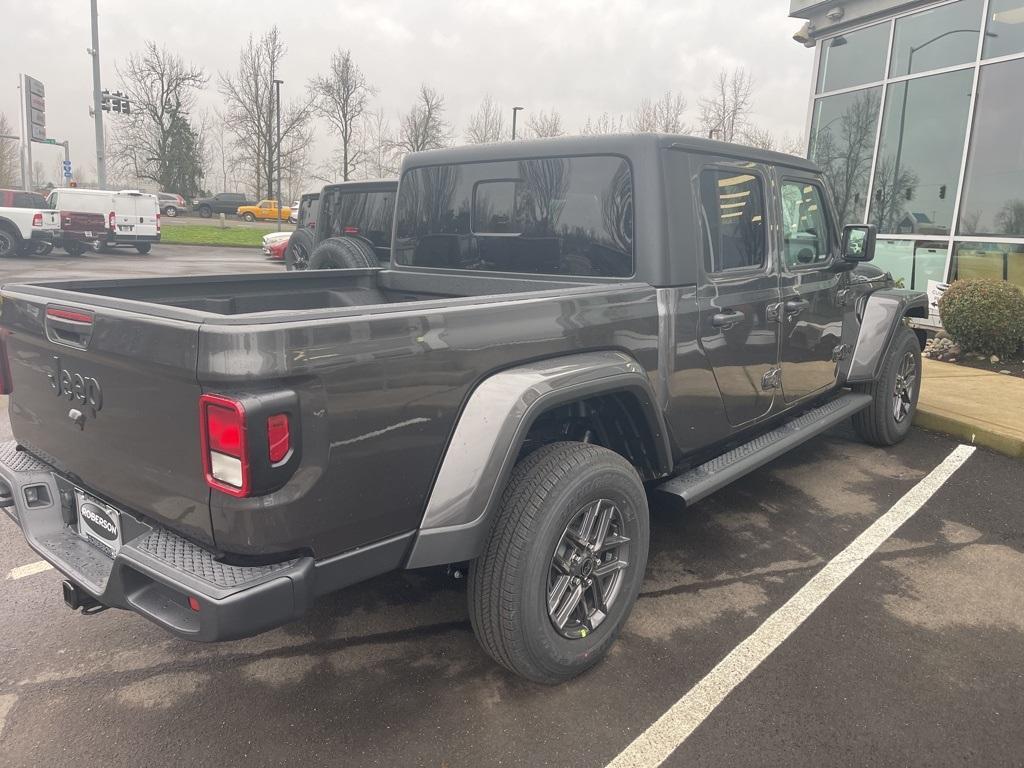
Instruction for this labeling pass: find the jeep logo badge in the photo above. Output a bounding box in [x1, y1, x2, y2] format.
[48, 356, 102, 418]
[79, 502, 118, 541]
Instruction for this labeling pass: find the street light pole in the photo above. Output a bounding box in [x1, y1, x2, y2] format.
[274, 79, 283, 233]
[511, 106, 524, 140]
[89, 0, 106, 188]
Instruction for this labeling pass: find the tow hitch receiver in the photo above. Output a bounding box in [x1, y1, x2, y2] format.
[62, 580, 102, 612]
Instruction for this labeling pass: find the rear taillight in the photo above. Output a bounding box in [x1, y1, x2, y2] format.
[177, 196, 185, 206]
[156, 212, 161, 232]
[32, 212, 43, 228]
[108, 211, 116, 231]
[267, 413, 290, 463]
[199, 394, 250, 497]
[343, 226, 360, 235]
[0, 330, 13, 395]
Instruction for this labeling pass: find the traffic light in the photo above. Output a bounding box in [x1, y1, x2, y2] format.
[939, 184, 947, 200]
[100, 90, 130, 115]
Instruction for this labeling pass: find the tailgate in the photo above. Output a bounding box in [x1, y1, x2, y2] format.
[0, 291, 213, 545]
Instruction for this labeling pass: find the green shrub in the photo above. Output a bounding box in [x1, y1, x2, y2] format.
[938, 278, 1024, 357]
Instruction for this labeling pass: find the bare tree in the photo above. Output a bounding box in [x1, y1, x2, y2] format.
[581, 113, 625, 135]
[308, 49, 375, 181]
[699, 68, 754, 142]
[219, 26, 314, 198]
[996, 200, 1024, 236]
[464, 95, 507, 144]
[629, 90, 688, 133]
[396, 84, 453, 153]
[358, 108, 399, 179]
[524, 109, 566, 139]
[111, 42, 208, 197]
[0, 113, 19, 187]
[741, 126, 804, 155]
[203, 108, 241, 193]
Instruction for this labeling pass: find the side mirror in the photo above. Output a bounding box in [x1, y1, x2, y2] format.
[842, 224, 876, 262]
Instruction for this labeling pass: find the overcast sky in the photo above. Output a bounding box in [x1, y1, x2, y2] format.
[1, 0, 813, 186]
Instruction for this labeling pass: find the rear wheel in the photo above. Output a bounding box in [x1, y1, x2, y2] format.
[198, 205, 212, 218]
[163, 206, 178, 217]
[64, 241, 87, 256]
[308, 236, 378, 270]
[135, 243, 152, 254]
[33, 240, 54, 256]
[242, 212, 255, 223]
[0, 228, 19, 258]
[468, 442, 649, 684]
[852, 325, 921, 446]
[285, 229, 314, 271]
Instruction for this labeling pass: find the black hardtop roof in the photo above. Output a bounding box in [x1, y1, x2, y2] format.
[402, 133, 819, 174]
[320, 179, 398, 194]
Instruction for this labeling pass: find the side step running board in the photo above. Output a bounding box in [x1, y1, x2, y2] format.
[656, 392, 872, 506]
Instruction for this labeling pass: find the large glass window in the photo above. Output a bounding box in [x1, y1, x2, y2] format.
[808, 87, 881, 227]
[869, 69, 973, 234]
[889, 0, 984, 77]
[873, 239, 949, 289]
[699, 170, 766, 272]
[780, 181, 834, 268]
[394, 156, 633, 277]
[953, 241, 1024, 289]
[984, 0, 1024, 58]
[817, 22, 890, 92]
[958, 58, 1024, 237]
[321, 189, 395, 251]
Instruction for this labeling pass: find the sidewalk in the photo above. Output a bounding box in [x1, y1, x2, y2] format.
[914, 359, 1024, 459]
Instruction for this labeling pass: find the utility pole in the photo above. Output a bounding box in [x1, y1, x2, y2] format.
[18, 75, 30, 191]
[511, 106, 524, 140]
[89, 0, 106, 188]
[274, 79, 283, 233]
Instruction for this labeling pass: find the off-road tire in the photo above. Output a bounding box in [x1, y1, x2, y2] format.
[308, 236, 378, 270]
[0, 227, 19, 258]
[242, 212, 255, 222]
[135, 243, 152, 254]
[468, 441, 650, 684]
[852, 325, 921, 446]
[285, 228, 314, 271]
[198, 205, 212, 218]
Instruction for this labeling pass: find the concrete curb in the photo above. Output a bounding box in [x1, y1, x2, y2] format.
[914, 406, 1024, 459]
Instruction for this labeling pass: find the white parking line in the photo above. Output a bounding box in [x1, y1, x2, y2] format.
[606, 444, 976, 768]
[5, 561, 53, 580]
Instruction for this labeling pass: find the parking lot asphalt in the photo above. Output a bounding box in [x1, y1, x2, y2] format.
[0, 248, 1021, 767]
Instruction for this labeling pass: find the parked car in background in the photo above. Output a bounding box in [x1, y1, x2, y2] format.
[236, 199, 291, 222]
[0, 190, 60, 257]
[192, 192, 255, 218]
[284, 192, 320, 270]
[307, 180, 396, 269]
[47, 188, 161, 254]
[157, 192, 187, 217]
[288, 200, 300, 224]
[261, 231, 291, 262]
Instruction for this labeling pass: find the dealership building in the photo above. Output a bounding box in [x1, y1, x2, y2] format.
[790, 0, 1024, 314]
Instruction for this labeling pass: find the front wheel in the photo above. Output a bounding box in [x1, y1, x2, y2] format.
[852, 325, 921, 446]
[468, 442, 649, 684]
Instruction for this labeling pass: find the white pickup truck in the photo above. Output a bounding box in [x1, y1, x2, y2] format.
[0, 190, 61, 257]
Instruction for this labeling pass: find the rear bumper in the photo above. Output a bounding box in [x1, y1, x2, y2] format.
[0, 441, 412, 641]
[109, 233, 161, 244]
[29, 230, 56, 244]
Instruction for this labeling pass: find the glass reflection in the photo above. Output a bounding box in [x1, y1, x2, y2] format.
[809, 88, 881, 227]
[889, 0, 984, 76]
[958, 58, 1024, 237]
[873, 239, 948, 290]
[817, 22, 890, 93]
[953, 241, 1024, 289]
[869, 69, 973, 235]
[984, 0, 1024, 58]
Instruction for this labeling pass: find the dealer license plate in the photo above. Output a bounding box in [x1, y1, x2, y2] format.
[75, 490, 122, 557]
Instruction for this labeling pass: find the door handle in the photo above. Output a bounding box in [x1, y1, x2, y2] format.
[711, 310, 745, 328]
[784, 298, 808, 316]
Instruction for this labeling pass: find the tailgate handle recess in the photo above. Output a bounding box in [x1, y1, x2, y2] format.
[45, 307, 94, 350]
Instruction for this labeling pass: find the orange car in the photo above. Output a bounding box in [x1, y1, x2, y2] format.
[236, 199, 292, 222]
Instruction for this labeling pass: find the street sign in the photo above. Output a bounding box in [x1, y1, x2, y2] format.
[42, 138, 57, 145]
[62, 160, 72, 170]
[30, 94, 44, 111]
[63, 172, 73, 179]
[24, 76, 47, 143]
[26, 77, 44, 98]
[30, 108, 45, 127]
[30, 124, 46, 141]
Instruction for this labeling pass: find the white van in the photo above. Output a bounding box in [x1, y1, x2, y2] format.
[47, 188, 161, 254]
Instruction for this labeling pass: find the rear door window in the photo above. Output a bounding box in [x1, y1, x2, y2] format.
[394, 155, 634, 277]
[699, 169, 767, 273]
[322, 190, 395, 250]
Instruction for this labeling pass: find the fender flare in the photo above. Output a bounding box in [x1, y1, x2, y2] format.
[404, 351, 672, 569]
[843, 289, 928, 384]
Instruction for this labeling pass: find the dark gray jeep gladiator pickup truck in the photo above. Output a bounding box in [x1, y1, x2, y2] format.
[0, 135, 926, 683]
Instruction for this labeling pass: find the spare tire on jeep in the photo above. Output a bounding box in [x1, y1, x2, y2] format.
[307, 236, 378, 270]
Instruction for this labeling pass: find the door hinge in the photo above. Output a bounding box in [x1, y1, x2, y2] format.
[761, 367, 782, 391]
[836, 289, 852, 306]
[831, 343, 852, 362]
[766, 302, 782, 322]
